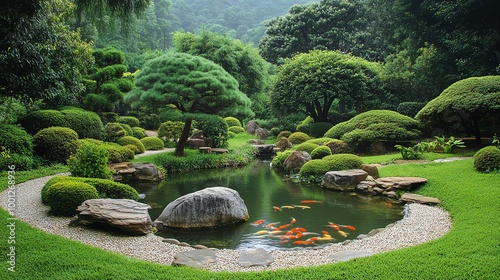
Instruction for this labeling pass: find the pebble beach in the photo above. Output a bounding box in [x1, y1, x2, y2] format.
[0, 173, 453, 272]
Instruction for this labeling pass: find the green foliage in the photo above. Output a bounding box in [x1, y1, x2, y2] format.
[68, 144, 111, 179]
[288, 132, 311, 145]
[116, 116, 140, 127]
[271, 150, 295, 169]
[228, 126, 245, 134]
[0, 153, 45, 171]
[296, 116, 314, 133]
[309, 122, 334, 138]
[394, 145, 423, 160]
[294, 142, 319, 155]
[434, 136, 466, 154]
[131, 127, 146, 139]
[277, 130, 293, 139]
[325, 139, 351, 154]
[305, 138, 335, 146]
[474, 146, 500, 173]
[78, 139, 134, 164]
[269, 127, 280, 136]
[119, 123, 134, 137]
[341, 123, 421, 151]
[195, 114, 229, 148]
[33, 127, 79, 164]
[493, 134, 500, 148]
[0, 124, 33, 156]
[104, 122, 127, 142]
[299, 153, 363, 178]
[117, 136, 145, 154]
[224, 117, 242, 128]
[44, 181, 99, 216]
[397, 102, 427, 118]
[416, 76, 500, 141]
[157, 121, 184, 140]
[19, 109, 103, 139]
[140, 137, 165, 151]
[310, 146, 332, 159]
[271, 50, 385, 122]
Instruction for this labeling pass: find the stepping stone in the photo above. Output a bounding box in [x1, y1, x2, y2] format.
[401, 193, 441, 205]
[238, 249, 274, 268]
[172, 249, 216, 269]
[330, 250, 374, 262]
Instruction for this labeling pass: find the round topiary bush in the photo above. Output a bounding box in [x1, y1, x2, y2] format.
[305, 137, 335, 145]
[116, 116, 140, 127]
[68, 144, 111, 179]
[288, 132, 311, 145]
[269, 127, 280, 136]
[132, 127, 146, 139]
[77, 139, 134, 163]
[119, 123, 134, 137]
[325, 139, 351, 154]
[33, 127, 79, 163]
[299, 153, 363, 178]
[0, 124, 33, 156]
[104, 122, 127, 142]
[277, 130, 293, 139]
[228, 126, 245, 134]
[224, 116, 242, 128]
[19, 110, 67, 135]
[117, 136, 145, 154]
[294, 142, 320, 154]
[271, 150, 295, 168]
[140, 136, 164, 150]
[310, 146, 332, 159]
[44, 181, 99, 215]
[62, 109, 103, 139]
[473, 146, 500, 172]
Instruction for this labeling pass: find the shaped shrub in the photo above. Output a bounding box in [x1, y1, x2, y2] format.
[68, 144, 111, 179]
[132, 127, 146, 139]
[474, 146, 500, 173]
[104, 122, 127, 142]
[288, 132, 311, 144]
[44, 181, 99, 215]
[310, 146, 332, 159]
[117, 136, 145, 154]
[34, 127, 78, 163]
[299, 153, 363, 178]
[277, 130, 292, 139]
[0, 125, 33, 156]
[19, 110, 67, 135]
[305, 137, 335, 145]
[117, 116, 140, 127]
[229, 126, 245, 134]
[77, 139, 134, 163]
[119, 123, 134, 137]
[296, 116, 314, 133]
[295, 142, 320, 154]
[224, 116, 242, 128]
[140, 136, 164, 150]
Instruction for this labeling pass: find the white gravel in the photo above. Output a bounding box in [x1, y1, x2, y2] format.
[0, 174, 453, 272]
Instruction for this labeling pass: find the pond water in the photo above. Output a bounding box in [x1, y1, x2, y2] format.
[132, 159, 403, 250]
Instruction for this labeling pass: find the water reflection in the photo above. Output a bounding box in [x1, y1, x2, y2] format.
[132, 160, 403, 250]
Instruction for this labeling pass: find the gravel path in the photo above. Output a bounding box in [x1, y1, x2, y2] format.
[0, 174, 452, 272]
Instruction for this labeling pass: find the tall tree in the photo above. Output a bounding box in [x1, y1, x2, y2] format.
[125, 52, 253, 156]
[271, 50, 385, 123]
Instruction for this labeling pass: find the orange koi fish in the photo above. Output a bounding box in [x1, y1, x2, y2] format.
[294, 232, 303, 239]
[285, 230, 294, 236]
[279, 223, 291, 230]
[290, 217, 296, 224]
[252, 219, 265, 226]
[340, 225, 356, 231]
[273, 206, 281, 211]
[327, 222, 340, 231]
[265, 222, 280, 228]
[278, 239, 290, 244]
[293, 240, 315, 245]
[300, 200, 323, 204]
[306, 237, 318, 242]
[322, 230, 330, 235]
[290, 227, 307, 233]
[279, 235, 291, 239]
[337, 230, 348, 238]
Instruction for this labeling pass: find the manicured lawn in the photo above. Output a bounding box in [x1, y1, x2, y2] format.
[1, 158, 498, 279]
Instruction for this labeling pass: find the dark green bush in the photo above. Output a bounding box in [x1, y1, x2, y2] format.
[0, 124, 33, 156]
[158, 121, 184, 140]
[288, 132, 311, 144]
[294, 142, 319, 154]
[474, 146, 500, 172]
[117, 116, 140, 127]
[0, 154, 44, 171]
[269, 127, 280, 136]
[229, 126, 245, 134]
[119, 123, 134, 137]
[44, 181, 99, 216]
[104, 122, 127, 142]
[140, 136, 164, 150]
[325, 139, 351, 154]
[224, 116, 242, 127]
[131, 127, 146, 139]
[33, 127, 79, 163]
[68, 144, 111, 179]
[397, 102, 426, 118]
[296, 116, 314, 133]
[271, 150, 294, 168]
[19, 110, 67, 134]
[195, 114, 228, 148]
[310, 146, 332, 159]
[277, 130, 292, 139]
[309, 122, 334, 138]
[117, 136, 145, 154]
[299, 153, 363, 178]
[341, 123, 421, 151]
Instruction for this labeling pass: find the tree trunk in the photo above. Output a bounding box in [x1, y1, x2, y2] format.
[472, 117, 482, 144]
[175, 117, 193, 157]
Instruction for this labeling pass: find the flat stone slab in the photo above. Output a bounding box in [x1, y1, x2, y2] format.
[238, 249, 274, 268]
[433, 157, 471, 163]
[401, 193, 441, 205]
[172, 249, 216, 269]
[330, 250, 374, 262]
[375, 177, 428, 191]
[322, 169, 368, 191]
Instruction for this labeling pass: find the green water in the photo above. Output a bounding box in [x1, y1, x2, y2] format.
[132, 159, 403, 250]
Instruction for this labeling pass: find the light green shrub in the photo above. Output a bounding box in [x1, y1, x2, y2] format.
[288, 132, 311, 144]
[116, 116, 140, 127]
[271, 150, 295, 168]
[68, 144, 111, 179]
[0, 124, 33, 156]
[44, 181, 99, 215]
[474, 146, 500, 172]
[229, 126, 245, 134]
[140, 136, 164, 150]
[117, 136, 145, 154]
[310, 146, 332, 159]
[158, 121, 184, 140]
[104, 122, 127, 142]
[224, 116, 242, 128]
[294, 142, 319, 154]
[277, 130, 293, 139]
[131, 127, 146, 139]
[299, 153, 363, 178]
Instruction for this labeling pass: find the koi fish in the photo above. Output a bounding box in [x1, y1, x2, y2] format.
[270, 230, 284, 235]
[317, 235, 334, 241]
[290, 217, 296, 224]
[273, 206, 281, 211]
[339, 225, 356, 231]
[302, 232, 321, 236]
[293, 240, 315, 245]
[337, 230, 348, 238]
[300, 200, 323, 204]
[278, 239, 290, 244]
[322, 230, 330, 235]
[290, 227, 307, 233]
[265, 222, 280, 228]
[251, 219, 265, 226]
[279, 223, 291, 230]
[279, 235, 291, 239]
[294, 232, 303, 239]
[285, 230, 294, 236]
[292, 205, 311, 209]
[255, 230, 269, 235]
[306, 237, 318, 242]
[270, 226, 280, 231]
[327, 222, 340, 231]
[281, 205, 295, 210]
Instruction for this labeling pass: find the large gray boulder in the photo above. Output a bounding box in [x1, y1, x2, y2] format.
[322, 169, 368, 191]
[375, 177, 428, 191]
[132, 162, 163, 181]
[70, 199, 152, 235]
[246, 120, 260, 135]
[284, 151, 311, 171]
[155, 187, 249, 229]
[255, 128, 269, 140]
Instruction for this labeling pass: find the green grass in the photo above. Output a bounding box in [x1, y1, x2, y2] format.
[362, 150, 476, 164]
[1, 158, 499, 279]
[0, 164, 68, 185]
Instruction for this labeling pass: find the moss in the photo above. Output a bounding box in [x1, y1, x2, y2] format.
[224, 116, 242, 127]
[325, 139, 350, 154]
[305, 137, 335, 145]
[288, 132, 311, 144]
[310, 146, 332, 159]
[228, 126, 245, 134]
[294, 142, 319, 154]
[140, 136, 164, 151]
[117, 136, 145, 154]
[473, 146, 500, 172]
[299, 153, 363, 178]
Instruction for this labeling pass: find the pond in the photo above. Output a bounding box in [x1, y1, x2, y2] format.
[132, 159, 403, 250]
